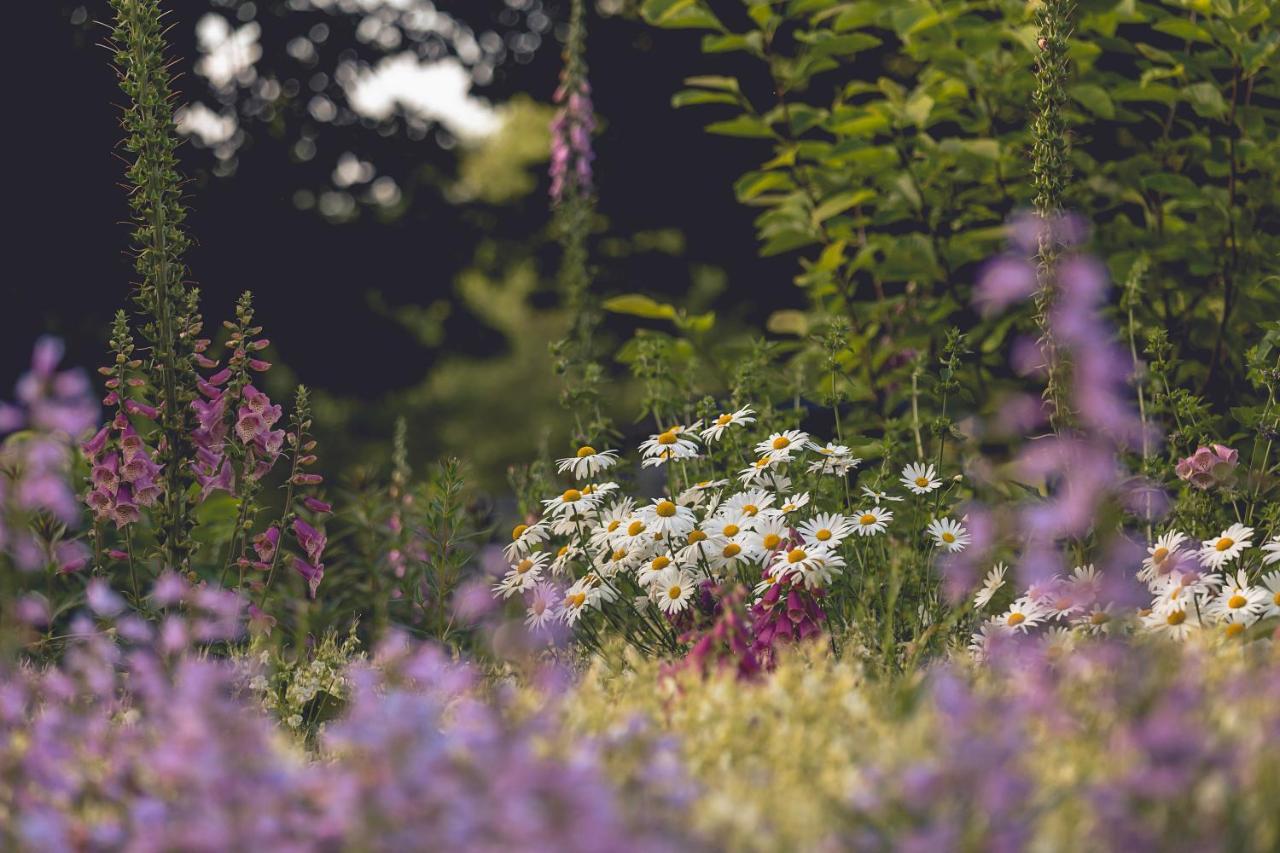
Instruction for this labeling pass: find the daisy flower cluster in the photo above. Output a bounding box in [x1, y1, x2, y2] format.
[493, 409, 976, 659]
[969, 525, 1280, 657]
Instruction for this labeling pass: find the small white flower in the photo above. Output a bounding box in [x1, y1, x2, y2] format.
[493, 552, 550, 598]
[737, 454, 784, 485]
[639, 425, 701, 466]
[767, 544, 826, 582]
[636, 553, 677, 588]
[793, 550, 845, 589]
[700, 406, 755, 442]
[707, 533, 752, 573]
[549, 543, 580, 575]
[900, 462, 942, 495]
[1262, 535, 1280, 566]
[859, 486, 904, 505]
[589, 499, 636, 550]
[852, 506, 893, 536]
[755, 429, 810, 460]
[503, 521, 550, 561]
[744, 515, 790, 560]
[1149, 570, 1220, 615]
[676, 479, 727, 508]
[1260, 570, 1280, 619]
[973, 563, 1007, 609]
[1202, 569, 1268, 625]
[1198, 523, 1254, 569]
[638, 498, 697, 540]
[1072, 603, 1115, 636]
[541, 486, 604, 519]
[969, 619, 1006, 660]
[797, 512, 852, 548]
[655, 567, 696, 614]
[719, 489, 775, 521]
[808, 443, 861, 476]
[1000, 598, 1046, 633]
[774, 492, 811, 515]
[926, 517, 970, 552]
[524, 582, 561, 631]
[555, 445, 620, 480]
[1141, 603, 1198, 641]
[1138, 530, 1190, 584]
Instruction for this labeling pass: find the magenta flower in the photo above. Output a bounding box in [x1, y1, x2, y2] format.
[1174, 444, 1238, 490]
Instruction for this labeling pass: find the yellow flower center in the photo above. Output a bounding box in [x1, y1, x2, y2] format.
[763, 533, 782, 550]
[772, 436, 791, 450]
[557, 545, 569, 557]
[657, 431, 678, 446]
[782, 503, 797, 513]
[941, 532, 956, 543]
[1274, 591, 1280, 606]
[576, 445, 596, 458]
[1225, 622, 1246, 638]
[1227, 594, 1247, 609]
[562, 489, 582, 503]
[722, 523, 740, 537]
[1090, 610, 1109, 625]
[1152, 546, 1169, 563]
[516, 559, 534, 574]
[915, 476, 930, 488]
[687, 530, 707, 544]
[651, 556, 671, 572]
[568, 592, 586, 608]
[816, 529, 832, 541]
[655, 500, 677, 518]
[860, 513, 878, 526]
[722, 543, 741, 558]
[512, 524, 528, 541]
[1215, 537, 1235, 552]
[583, 484, 596, 495]
[627, 521, 646, 537]
[742, 504, 759, 517]
[753, 457, 771, 469]
[667, 585, 683, 600]
[1166, 610, 1186, 626]
[716, 413, 733, 426]
[1007, 612, 1026, 626]
[787, 548, 807, 564]
[607, 519, 621, 532]
[611, 549, 627, 562]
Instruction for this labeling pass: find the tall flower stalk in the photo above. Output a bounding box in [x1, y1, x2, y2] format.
[1030, 0, 1076, 432]
[549, 0, 610, 446]
[110, 0, 198, 570]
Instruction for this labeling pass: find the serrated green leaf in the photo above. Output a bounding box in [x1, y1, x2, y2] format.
[1184, 81, 1227, 119]
[813, 189, 874, 223]
[705, 116, 775, 138]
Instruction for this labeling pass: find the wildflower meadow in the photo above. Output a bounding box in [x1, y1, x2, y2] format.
[3, 0, 1280, 850]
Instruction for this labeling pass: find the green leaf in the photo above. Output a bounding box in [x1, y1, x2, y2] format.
[1070, 84, 1115, 119]
[602, 294, 678, 320]
[1184, 81, 1227, 119]
[702, 32, 764, 54]
[1152, 18, 1213, 44]
[735, 171, 795, 200]
[683, 75, 740, 92]
[705, 116, 775, 138]
[812, 189, 874, 224]
[767, 310, 810, 335]
[904, 92, 935, 126]
[640, 0, 725, 30]
[671, 89, 739, 108]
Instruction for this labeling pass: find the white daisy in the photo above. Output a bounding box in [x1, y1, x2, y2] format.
[524, 582, 561, 631]
[968, 619, 1006, 661]
[752, 569, 787, 600]
[793, 550, 845, 589]
[559, 584, 591, 625]
[852, 506, 893, 537]
[900, 462, 942, 495]
[676, 479, 727, 508]
[973, 563, 1007, 609]
[550, 543, 580, 575]
[637, 553, 677, 588]
[767, 545, 829, 583]
[555, 445, 620, 480]
[719, 489, 775, 521]
[1066, 564, 1103, 606]
[737, 454, 785, 485]
[744, 515, 790, 560]
[639, 426, 700, 466]
[1072, 603, 1115, 636]
[1000, 598, 1047, 633]
[503, 520, 550, 561]
[589, 499, 636, 550]
[1149, 570, 1220, 615]
[541, 486, 604, 520]
[611, 516, 661, 559]
[707, 534, 753, 573]
[797, 513, 852, 549]
[597, 544, 640, 578]
[808, 442, 861, 476]
[675, 529, 718, 566]
[699, 406, 755, 442]
[859, 486, 904, 505]
[1262, 535, 1280, 566]
[638, 498, 697, 540]
[926, 518, 970, 552]
[1260, 570, 1280, 619]
[1202, 569, 1268, 625]
[1141, 603, 1198, 641]
[1138, 530, 1190, 584]
[1198, 523, 1254, 569]
[493, 552, 550, 598]
[774, 492, 811, 515]
[655, 567, 697, 614]
[755, 429, 810, 461]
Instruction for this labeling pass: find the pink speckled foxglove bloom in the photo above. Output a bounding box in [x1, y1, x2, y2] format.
[1174, 444, 1238, 490]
